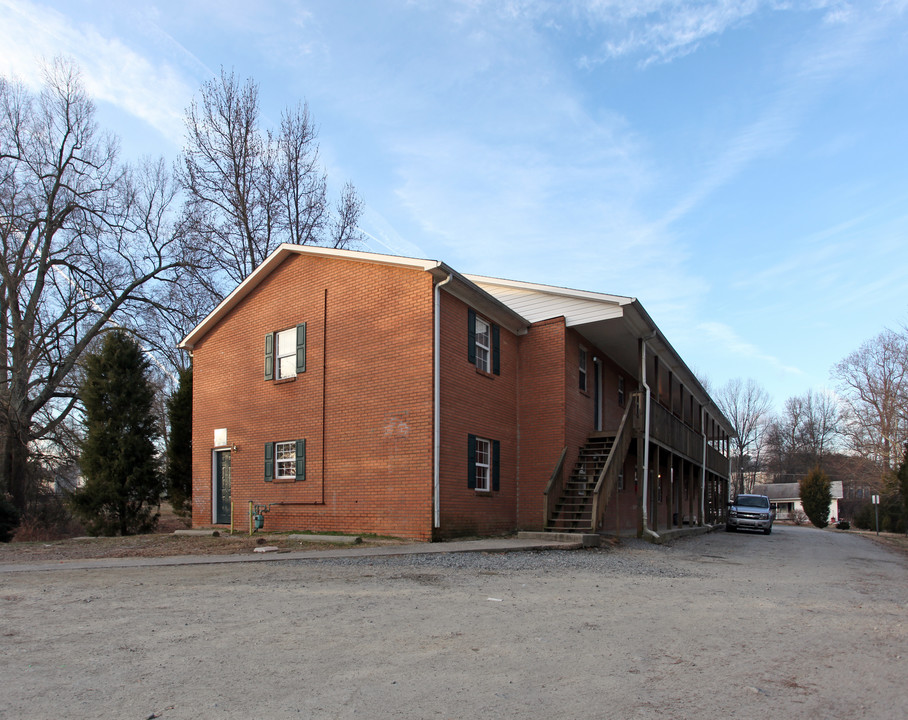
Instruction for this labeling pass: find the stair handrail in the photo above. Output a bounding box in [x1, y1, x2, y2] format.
[590, 394, 638, 531]
[543, 445, 568, 528]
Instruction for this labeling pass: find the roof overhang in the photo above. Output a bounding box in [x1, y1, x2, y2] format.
[465, 274, 734, 434]
[179, 244, 528, 350]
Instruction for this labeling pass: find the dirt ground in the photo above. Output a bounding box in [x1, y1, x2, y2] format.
[0, 530, 406, 564]
[0, 503, 409, 563]
[1, 524, 905, 720]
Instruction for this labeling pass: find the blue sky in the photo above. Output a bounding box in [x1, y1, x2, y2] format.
[2, 0, 907, 410]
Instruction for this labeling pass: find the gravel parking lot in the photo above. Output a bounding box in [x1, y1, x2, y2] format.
[1, 524, 905, 719]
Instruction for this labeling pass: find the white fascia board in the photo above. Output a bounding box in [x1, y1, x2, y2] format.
[463, 273, 634, 306]
[430, 265, 529, 335]
[179, 244, 442, 349]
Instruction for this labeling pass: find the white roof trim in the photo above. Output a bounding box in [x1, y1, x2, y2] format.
[463, 274, 634, 306]
[179, 244, 442, 349]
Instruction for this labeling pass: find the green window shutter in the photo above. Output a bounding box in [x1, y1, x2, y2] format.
[492, 439, 500, 492]
[295, 439, 306, 481]
[467, 434, 477, 490]
[492, 324, 500, 375]
[467, 308, 476, 365]
[296, 323, 307, 374]
[264, 442, 274, 482]
[264, 333, 274, 380]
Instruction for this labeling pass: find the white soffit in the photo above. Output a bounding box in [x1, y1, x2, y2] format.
[464, 274, 633, 326]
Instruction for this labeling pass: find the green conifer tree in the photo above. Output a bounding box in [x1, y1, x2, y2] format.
[70, 331, 163, 535]
[166, 368, 193, 518]
[800, 466, 833, 529]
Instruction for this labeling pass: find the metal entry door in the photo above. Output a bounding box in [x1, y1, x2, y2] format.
[214, 450, 232, 524]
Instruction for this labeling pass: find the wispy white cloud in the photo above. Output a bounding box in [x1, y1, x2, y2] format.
[698, 321, 804, 376]
[574, 0, 765, 66]
[0, 0, 196, 146]
[661, 1, 891, 226]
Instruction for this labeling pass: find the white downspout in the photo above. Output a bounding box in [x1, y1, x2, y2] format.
[433, 273, 453, 529]
[700, 406, 707, 526]
[640, 336, 659, 540]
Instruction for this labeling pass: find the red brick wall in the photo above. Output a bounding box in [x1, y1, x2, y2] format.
[191, 253, 435, 540]
[515, 318, 566, 530]
[437, 292, 519, 537]
[564, 328, 595, 473]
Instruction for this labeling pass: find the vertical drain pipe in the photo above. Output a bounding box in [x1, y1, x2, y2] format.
[700, 406, 707, 525]
[640, 335, 659, 540]
[322, 288, 327, 506]
[433, 273, 453, 529]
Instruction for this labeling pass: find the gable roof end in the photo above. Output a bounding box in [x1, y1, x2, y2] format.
[178, 244, 529, 350]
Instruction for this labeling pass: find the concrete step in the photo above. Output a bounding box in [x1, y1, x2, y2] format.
[521, 530, 600, 547]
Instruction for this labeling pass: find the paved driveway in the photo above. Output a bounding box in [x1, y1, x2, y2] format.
[1, 525, 904, 719]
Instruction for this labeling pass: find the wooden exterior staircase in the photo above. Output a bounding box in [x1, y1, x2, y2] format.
[546, 437, 613, 532]
[544, 394, 638, 535]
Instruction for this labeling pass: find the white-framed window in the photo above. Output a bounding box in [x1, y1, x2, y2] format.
[467, 309, 500, 376]
[276, 328, 297, 380]
[474, 437, 491, 491]
[474, 316, 491, 373]
[275, 441, 296, 479]
[579, 346, 588, 391]
[264, 439, 306, 482]
[468, 434, 499, 492]
[265, 324, 306, 381]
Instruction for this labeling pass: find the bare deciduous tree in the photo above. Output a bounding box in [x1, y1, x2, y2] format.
[832, 328, 908, 474]
[715, 378, 773, 495]
[179, 69, 364, 298]
[0, 60, 183, 514]
[765, 389, 841, 480]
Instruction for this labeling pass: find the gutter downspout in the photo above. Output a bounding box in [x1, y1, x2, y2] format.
[640, 334, 659, 541]
[433, 273, 453, 530]
[700, 406, 707, 525]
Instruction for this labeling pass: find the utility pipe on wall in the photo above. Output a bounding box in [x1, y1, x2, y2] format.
[433, 273, 453, 529]
[700, 406, 707, 525]
[640, 334, 659, 540]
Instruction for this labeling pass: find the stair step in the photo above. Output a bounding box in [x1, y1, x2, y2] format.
[546, 434, 620, 534]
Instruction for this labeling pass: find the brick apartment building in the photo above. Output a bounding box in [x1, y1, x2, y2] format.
[179, 244, 732, 541]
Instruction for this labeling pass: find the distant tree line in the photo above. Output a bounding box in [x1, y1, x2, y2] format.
[0, 59, 363, 537]
[715, 327, 908, 532]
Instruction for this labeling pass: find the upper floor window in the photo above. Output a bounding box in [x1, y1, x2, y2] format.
[475, 316, 491, 372]
[579, 347, 588, 391]
[265, 323, 306, 380]
[276, 328, 297, 379]
[618, 376, 625, 407]
[467, 309, 500, 375]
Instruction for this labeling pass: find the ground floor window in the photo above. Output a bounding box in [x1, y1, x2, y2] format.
[264, 439, 306, 482]
[468, 434, 500, 492]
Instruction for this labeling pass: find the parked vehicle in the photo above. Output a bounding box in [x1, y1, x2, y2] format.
[726, 494, 774, 534]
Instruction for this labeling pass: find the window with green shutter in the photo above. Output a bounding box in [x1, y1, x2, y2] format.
[468, 434, 500, 492]
[265, 440, 305, 482]
[264, 334, 274, 380]
[468, 310, 500, 376]
[266, 323, 306, 381]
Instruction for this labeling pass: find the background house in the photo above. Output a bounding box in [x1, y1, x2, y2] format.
[754, 481, 844, 522]
[180, 245, 732, 540]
